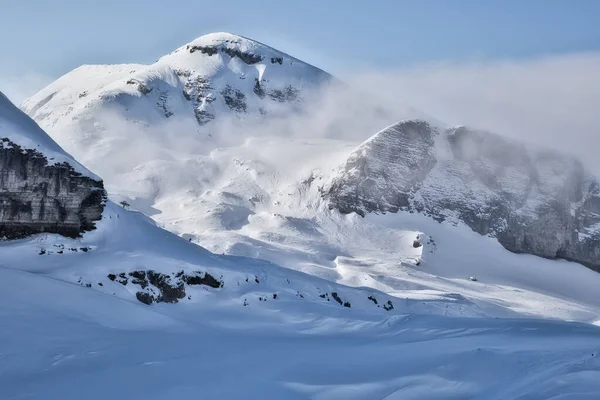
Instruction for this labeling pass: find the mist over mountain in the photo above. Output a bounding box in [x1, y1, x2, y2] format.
[3, 29, 600, 399]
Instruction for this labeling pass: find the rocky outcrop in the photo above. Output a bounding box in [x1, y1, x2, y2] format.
[109, 270, 224, 305]
[327, 120, 438, 215]
[325, 121, 600, 271]
[0, 138, 105, 238]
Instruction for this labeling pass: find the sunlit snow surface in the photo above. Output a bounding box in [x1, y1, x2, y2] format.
[2, 201, 600, 399]
[11, 33, 600, 398]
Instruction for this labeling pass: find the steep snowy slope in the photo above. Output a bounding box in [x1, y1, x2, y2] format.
[0, 91, 105, 238]
[0, 91, 96, 178]
[325, 121, 600, 271]
[3, 202, 600, 399]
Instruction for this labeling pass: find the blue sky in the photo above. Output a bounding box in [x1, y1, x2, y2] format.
[0, 0, 599, 170]
[1, 0, 599, 77]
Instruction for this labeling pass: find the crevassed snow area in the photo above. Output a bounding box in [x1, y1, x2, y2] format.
[2, 203, 600, 399]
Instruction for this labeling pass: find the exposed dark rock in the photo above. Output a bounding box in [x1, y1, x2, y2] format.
[187, 44, 263, 64]
[343, 301, 351, 308]
[116, 273, 128, 286]
[129, 270, 148, 288]
[271, 57, 283, 65]
[326, 120, 437, 217]
[126, 79, 152, 95]
[383, 300, 394, 311]
[157, 91, 173, 118]
[331, 292, 343, 305]
[147, 270, 186, 303]
[194, 110, 215, 125]
[221, 85, 247, 113]
[188, 45, 219, 56]
[368, 295, 378, 305]
[222, 47, 263, 64]
[253, 78, 265, 99]
[0, 139, 105, 239]
[121, 269, 225, 305]
[319, 293, 330, 301]
[267, 85, 299, 103]
[136, 291, 154, 305]
[413, 240, 422, 248]
[182, 271, 223, 288]
[129, 270, 146, 280]
[181, 75, 218, 125]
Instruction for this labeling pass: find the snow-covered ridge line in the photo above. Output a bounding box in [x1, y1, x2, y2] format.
[0, 91, 105, 238]
[0, 91, 98, 179]
[326, 120, 600, 271]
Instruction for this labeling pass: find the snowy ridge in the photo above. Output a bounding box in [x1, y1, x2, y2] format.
[326, 121, 600, 270]
[0, 91, 97, 179]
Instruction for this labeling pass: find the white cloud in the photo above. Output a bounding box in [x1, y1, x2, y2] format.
[7, 51, 600, 174]
[345, 52, 600, 171]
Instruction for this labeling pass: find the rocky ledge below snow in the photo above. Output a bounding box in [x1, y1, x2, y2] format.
[325, 120, 600, 271]
[0, 138, 105, 238]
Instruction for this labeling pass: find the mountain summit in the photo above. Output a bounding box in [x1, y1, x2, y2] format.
[24, 32, 331, 128]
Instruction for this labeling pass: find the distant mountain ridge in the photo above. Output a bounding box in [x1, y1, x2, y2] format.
[325, 120, 600, 271]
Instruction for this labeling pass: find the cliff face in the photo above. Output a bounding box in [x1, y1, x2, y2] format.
[325, 121, 600, 271]
[0, 138, 105, 238]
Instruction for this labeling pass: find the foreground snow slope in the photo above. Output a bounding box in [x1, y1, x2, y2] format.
[2, 203, 600, 399]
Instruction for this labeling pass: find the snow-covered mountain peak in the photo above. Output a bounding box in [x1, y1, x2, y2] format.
[164, 31, 295, 64]
[24, 32, 332, 129]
